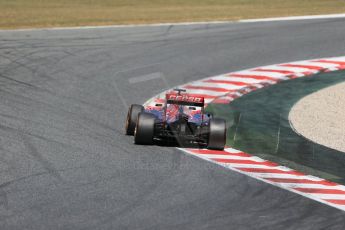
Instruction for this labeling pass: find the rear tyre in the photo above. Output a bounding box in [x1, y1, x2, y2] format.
[134, 112, 156, 145]
[125, 104, 144, 135]
[207, 118, 226, 150]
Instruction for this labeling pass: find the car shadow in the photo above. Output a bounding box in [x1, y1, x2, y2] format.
[154, 139, 206, 149]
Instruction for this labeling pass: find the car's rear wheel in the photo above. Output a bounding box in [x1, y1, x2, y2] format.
[125, 104, 144, 135]
[134, 112, 156, 145]
[207, 118, 226, 150]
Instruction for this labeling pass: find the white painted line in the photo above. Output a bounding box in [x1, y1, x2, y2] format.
[240, 13, 345, 23]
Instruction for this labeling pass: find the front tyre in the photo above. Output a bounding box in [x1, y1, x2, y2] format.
[125, 104, 144, 135]
[207, 118, 226, 150]
[134, 112, 156, 145]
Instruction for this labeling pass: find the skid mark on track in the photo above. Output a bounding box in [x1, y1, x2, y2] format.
[21, 135, 63, 182]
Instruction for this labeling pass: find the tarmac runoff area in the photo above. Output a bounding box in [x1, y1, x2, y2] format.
[289, 81, 345, 153]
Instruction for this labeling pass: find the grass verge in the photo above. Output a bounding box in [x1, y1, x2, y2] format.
[1, 0, 345, 29]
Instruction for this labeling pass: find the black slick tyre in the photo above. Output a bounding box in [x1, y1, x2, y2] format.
[207, 118, 226, 150]
[134, 112, 155, 145]
[125, 104, 144, 135]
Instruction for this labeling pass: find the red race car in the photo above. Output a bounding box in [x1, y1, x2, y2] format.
[125, 89, 226, 150]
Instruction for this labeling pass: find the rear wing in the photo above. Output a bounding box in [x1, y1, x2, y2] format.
[166, 93, 204, 106]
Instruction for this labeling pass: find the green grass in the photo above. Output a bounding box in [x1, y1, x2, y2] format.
[1, 0, 345, 29]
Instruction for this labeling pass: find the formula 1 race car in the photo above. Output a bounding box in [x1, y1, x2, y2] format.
[125, 89, 226, 150]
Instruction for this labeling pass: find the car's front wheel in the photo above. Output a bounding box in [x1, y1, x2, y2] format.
[134, 112, 156, 145]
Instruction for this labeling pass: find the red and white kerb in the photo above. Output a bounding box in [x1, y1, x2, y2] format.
[145, 56, 345, 211]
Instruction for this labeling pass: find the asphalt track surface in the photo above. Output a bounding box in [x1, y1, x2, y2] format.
[1, 19, 345, 229]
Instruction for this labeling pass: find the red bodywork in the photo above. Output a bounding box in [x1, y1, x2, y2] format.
[166, 93, 205, 105]
[144, 92, 207, 125]
[163, 92, 205, 125]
